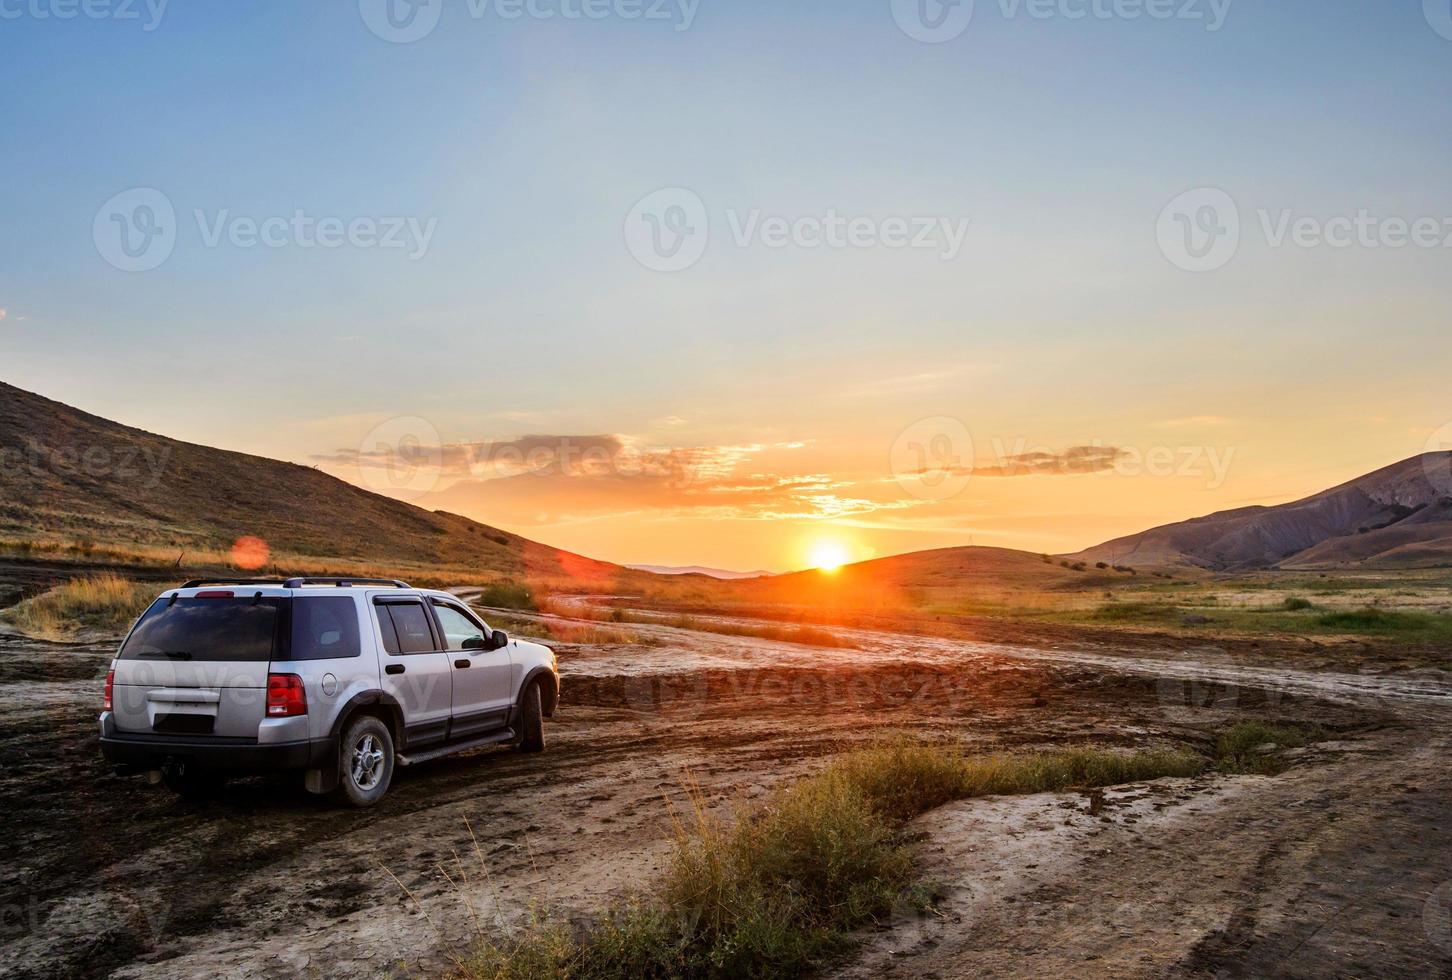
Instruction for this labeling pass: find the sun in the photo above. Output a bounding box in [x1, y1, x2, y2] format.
[807, 540, 850, 573]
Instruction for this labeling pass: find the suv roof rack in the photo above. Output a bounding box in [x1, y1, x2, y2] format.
[180, 579, 289, 589]
[282, 577, 413, 589]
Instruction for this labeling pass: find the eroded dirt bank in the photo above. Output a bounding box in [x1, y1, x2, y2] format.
[0, 596, 1449, 978]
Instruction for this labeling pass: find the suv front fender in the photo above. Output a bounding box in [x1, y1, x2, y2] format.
[517, 667, 559, 719]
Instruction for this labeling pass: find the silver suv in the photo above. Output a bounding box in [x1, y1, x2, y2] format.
[98, 578, 559, 807]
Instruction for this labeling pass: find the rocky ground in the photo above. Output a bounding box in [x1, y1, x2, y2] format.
[0, 575, 1449, 979]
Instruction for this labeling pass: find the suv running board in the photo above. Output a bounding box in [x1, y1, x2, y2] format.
[396, 729, 516, 767]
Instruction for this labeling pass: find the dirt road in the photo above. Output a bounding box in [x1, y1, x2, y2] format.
[1, 599, 1449, 979]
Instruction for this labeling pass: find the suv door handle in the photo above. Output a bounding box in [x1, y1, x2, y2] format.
[454, 659, 472, 669]
[385, 664, 405, 675]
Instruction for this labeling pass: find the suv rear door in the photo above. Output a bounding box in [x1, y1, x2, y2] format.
[372, 597, 453, 749]
[429, 598, 513, 738]
[110, 591, 285, 738]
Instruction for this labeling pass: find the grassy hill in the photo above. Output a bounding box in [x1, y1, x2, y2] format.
[639, 545, 1115, 621]
[0, 381, 626, 586]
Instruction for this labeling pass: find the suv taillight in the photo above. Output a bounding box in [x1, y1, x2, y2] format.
[266, 673, 307, 717]
[103, 669, 114, 712]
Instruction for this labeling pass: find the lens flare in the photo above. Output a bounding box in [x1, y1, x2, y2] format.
[230, 535, 269, 571]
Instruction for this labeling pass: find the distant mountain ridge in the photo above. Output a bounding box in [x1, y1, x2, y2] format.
[1073, 453, 1452, 570]
[627, 564, 774, 579]
[0, 381, 625, 583]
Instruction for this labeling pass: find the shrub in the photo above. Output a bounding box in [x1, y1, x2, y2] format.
[1, 574, 156, 640]
[477, 581, 537, 611]
[1281, 596, 1314, 612]
[1216, 722, 1320, 774]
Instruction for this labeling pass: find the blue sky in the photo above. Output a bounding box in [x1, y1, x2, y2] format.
[3, 0, 1450, 568]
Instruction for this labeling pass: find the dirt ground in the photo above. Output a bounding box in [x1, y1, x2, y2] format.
[1, 575, 1451, 978]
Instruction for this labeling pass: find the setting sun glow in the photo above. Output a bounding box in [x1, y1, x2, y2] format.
[808, 540, 850, 573]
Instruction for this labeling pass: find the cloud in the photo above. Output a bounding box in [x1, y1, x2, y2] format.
[973, 445, 1126, 477]
[0, 308, 7, 321]
[318, 432, 889, 524]
[420, 466, 918, 527]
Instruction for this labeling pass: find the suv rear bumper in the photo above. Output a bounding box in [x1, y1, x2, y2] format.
[99, 716, 336, 773]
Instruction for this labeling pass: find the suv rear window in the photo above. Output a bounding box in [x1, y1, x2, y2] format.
[290, 597, 361, 661]
[120, 597, 283, 662]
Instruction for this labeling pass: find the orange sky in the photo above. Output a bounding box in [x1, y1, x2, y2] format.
[303, 344, 1449, 572]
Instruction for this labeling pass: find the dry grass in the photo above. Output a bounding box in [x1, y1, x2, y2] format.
[453, 740, 1206, 979]
[1, 574, 157, 640]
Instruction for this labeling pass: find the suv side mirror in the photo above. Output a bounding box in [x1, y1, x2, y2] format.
[462, 635, 487, 651]
[490, 629, 508, 650]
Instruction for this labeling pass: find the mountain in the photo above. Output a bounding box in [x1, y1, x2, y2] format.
[627, 564, 774, 580]
[0, 381, 626, 583]
[1073, 453, 1452, 571]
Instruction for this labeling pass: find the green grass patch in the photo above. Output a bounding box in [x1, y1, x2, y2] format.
[1083, 601, 1183, 625]
[0, 574, 156, 640]
[454, 741, 1205, 979]
[1216, 721, 1321, 775]
[1316, 608, 1425, 632]
[477, 581, 538, 611]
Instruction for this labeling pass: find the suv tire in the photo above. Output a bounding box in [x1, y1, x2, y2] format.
[334, 715, 395, 808]
[519, 680, 545, 753]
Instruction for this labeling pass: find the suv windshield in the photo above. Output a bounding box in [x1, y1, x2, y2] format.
[120, 597, 283, 662]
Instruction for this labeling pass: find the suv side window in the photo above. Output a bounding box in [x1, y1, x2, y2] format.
[374, 600, 438, 655]
[291, 597, 362, 660]
[432, 601, 488, 651]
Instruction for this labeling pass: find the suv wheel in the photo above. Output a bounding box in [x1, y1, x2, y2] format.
[519, 680, 545, 753]
[334, 715, 395, 808]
